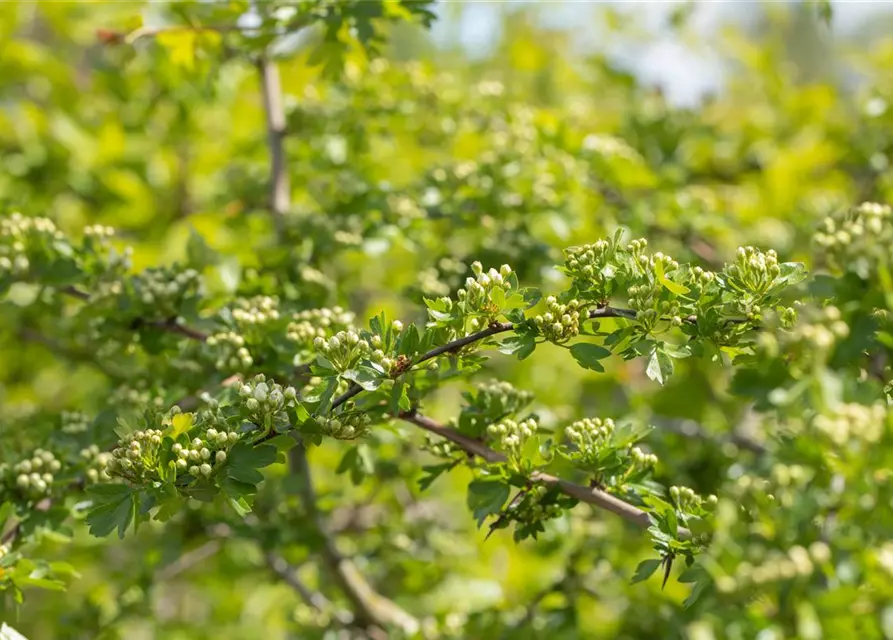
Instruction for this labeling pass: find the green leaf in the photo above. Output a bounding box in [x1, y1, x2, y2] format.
[418, 462, 456, 491]
[498, 334, 536, 360]
[336, 445, 374, 485]
[186, 227, 218, 270]
[518, 287, 543, 309]
[646, 346, 673, 385]
[467, 479, 510, 527]
[264, 434, 298, 453]
[630, 558, 662, 584]
[397, 324, 420, 356]
[86, 483, 132, 502]
[654, 260, 690, 295]
[570, 343, 611, 372]
[221, 477, 257, 517]
[342, 366, 382, 391]
[85, 489, 135, 539]
[226, 442, 277, 485]
[157, 29, 197, 70]
[168, 412, 194, 439]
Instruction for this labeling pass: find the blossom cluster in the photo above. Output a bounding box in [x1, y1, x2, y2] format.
[533, 296, 583, 343]
[0, 449, 61, 499]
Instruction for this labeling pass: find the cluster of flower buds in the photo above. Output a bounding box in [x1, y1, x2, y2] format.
[423, 431, 460, 458]
[286, 306, 356, 346]
[238, 374, 298, 420]
[564, 239, 614, 293]
[715, 544, 825, 594]
[506, 485, 564, 528]
[637, 250, 680, 276]
[300, 375, 350, 400]
[628, 281, 682, 328]
[206, 330, 253, 370]
[313, 329, 373, 372]
[628, 446, 659, 473]
[768, 463, 813, 490]
[812, 402, 887, 446]
[876, 543, 893, 580]
[487, 418, 537, 455]
[231, 296, 281, 329]
[814, 202, 892, 277]
[466, 379, 534, 417]
[691, 265, 717, 287]
[83, 224, 115, 240]
[415, 257, 465, 299]
[106, 429, 164, 483]
[172, 429, 239, 479]
[533, 296, 583, 343]
[563, 417, 615, 464]
[109, 385, 165, 413]
[1, 449, 62, 499]
[79, 445, 112, 483]
[0, 213, 66, 278]
[757, 305, 848, 365]
[669, 485, 717, 511]
[723, 246, 781, 303]
[318, 410, 372, 440]
[60, 410, 92, 435]
[456, 262, 513, 323]
[581, 134, 641, 161]
[131, 266, 200, 318]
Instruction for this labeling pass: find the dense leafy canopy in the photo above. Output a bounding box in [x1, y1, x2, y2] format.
[2, 2, 893, 639]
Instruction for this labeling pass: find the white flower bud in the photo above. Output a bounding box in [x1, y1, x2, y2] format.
[200, 463, 212, 477]
[215, 451, 227, 464]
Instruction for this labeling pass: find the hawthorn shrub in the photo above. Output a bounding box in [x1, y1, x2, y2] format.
[1, 2, 893, 639]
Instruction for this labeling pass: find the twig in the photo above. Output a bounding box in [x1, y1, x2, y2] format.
[400, 411, 689, 536]
[265, 552, 344, 617]
[156, 539, 223, 581]
[288, 445, 419, 634]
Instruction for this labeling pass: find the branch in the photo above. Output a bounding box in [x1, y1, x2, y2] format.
[331, 305, 687, 409]
[288, 444, 419, 634]
[60, 286, 208, 342]
[399, 411, 690, 536]
[257, 56, 289, 235]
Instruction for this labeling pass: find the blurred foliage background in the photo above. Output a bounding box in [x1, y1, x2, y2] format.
[2, 1, 893, 638]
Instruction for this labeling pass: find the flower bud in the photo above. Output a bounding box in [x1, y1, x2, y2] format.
[215, 451, 227, 464]
[200, 463, 212, 477]
[246, 398, 259, 411]
[391, 320, 404, 333]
